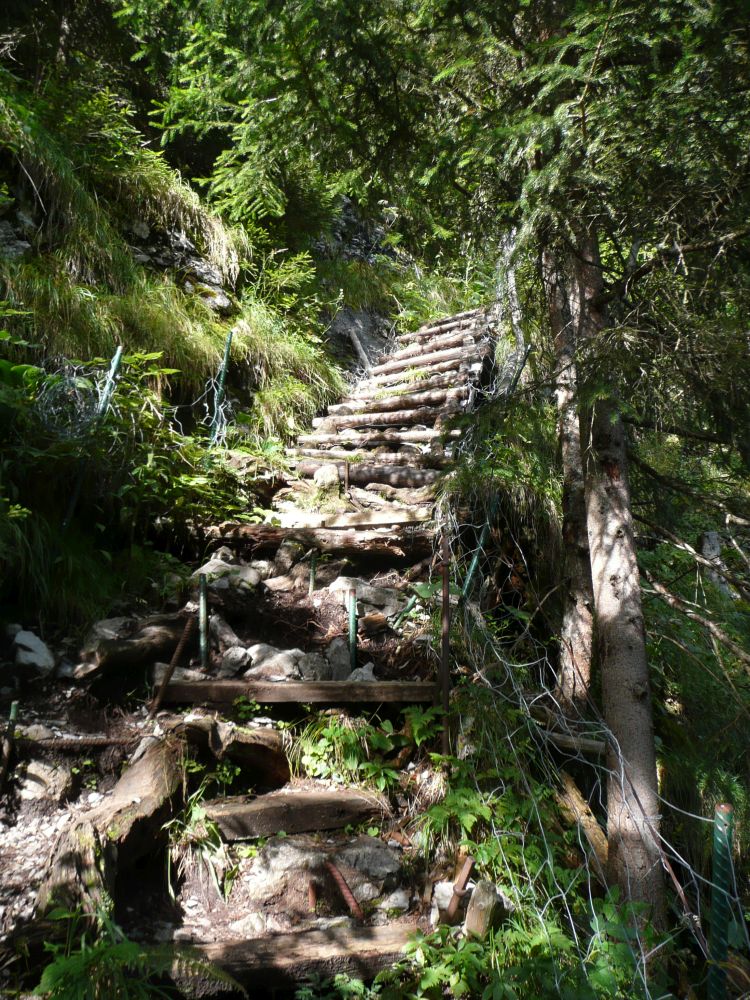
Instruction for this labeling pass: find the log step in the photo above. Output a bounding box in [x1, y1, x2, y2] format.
[205, 787, 385, 840]
[205, 524, 432, 560]
[369, 342, 471, 378]
[190, 924, 418, 991]
[156, 680, 437, 706]
[342, 370, 470, 402]
[359, 353, 487, 390]
[386, 328, 482, 362]
[295, 460, 442, 487]
[269, 507, 433, 528]
[298, 428, 460, 447]
[327, 385, 467, 417]
[312, 404, 462, 431]
[289, 448, 445, 468]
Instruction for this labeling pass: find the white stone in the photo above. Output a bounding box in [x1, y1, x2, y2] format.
[349, 663, 376, 682]
[313, 463, 340, 491]
[18, 760, 72, 803]
[247, 643, 278, 666]
[219, 646, 252, 677]
[377, 888, 410, 912]
[13, 630, 55, 675]
[433, 880, 455, 910]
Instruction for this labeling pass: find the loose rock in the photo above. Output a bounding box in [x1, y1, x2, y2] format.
[13, 630, 56, 676]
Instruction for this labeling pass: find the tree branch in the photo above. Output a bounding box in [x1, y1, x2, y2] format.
[641, 568, 750, 672]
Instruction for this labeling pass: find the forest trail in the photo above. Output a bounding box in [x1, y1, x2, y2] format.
[1, 310, 502, 996]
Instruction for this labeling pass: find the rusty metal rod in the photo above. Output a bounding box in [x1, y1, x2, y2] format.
[441, 530, 451, 756]
[0, 701, 19, 796]
[324, 859, 364, 921]
[148, 615, 197, 718]
[444, 854, 475, 924]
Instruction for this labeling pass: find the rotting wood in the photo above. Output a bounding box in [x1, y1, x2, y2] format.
[295, 460, 442, 488]
[204, 787, 386, 839]
[541, 730, 606, 756]
[164, 715, 290, 787]
[81, 613, 186, 673]
[464, 881, 508, 938]
[554, 769, 609, 886]
[205, 524, 432, 560]
[37, 737, 184, 914]
[190, 925, 417, 992]
[157, 679, 437, 706]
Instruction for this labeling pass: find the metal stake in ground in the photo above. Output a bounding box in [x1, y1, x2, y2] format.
[199, 573, 209, 671]
[347, 587, 358, 673]
[0, 700, 19, 796]
[209, 329, 234, 446]
[149, 615, 198, 718]
[441, 530, 451, 756]
[708, 803, 734, 1000]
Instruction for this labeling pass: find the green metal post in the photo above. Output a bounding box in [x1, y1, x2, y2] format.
[348, 587, 357, 673]
[62, 345, 124, 531]
[708, 802, 734, 1000]
[462, 521, 491, 600]
[309, 551, 317, 597]
[199, 573, 209, 671]
[708, 804, 735, 1000]
[209, 329, 234, 445]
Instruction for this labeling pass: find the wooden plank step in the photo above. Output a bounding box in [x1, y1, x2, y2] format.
[295, 460, 442, 488]
[327, 385, 467, 417]
[397, 318, 479, 344]
[157, 680, 437, 706]
[205, 524, 432, 559]
[298, 428, 460, 447]
[205, 787, 385, 840]
[290, 448, 445, 469]
[312, 404, 460, 430]
[191, 925, 417, 991]
[399, 308, 485, 339]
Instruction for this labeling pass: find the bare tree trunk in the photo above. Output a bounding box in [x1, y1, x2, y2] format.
[574, 232, 665, 925]
[542, 248, 594, 714]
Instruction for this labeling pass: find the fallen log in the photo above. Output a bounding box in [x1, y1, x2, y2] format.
[37, 736, 184, 914]
[554, 770, 609, 886]
[327, 386, 467, 417]
[205, 787, 386, 839]
[157, 679, 437, 706]
[295, 460, 442, 488]
[189, 925, 417, 993]
[205, 524, 433, 560]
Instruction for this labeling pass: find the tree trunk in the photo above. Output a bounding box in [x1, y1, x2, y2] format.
[574, 232, 665, 924]
[542, 248, 594, 714]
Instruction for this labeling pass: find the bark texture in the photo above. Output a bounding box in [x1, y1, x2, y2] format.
[542, 248, 594, 713]
[574, 233, 665, 924]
